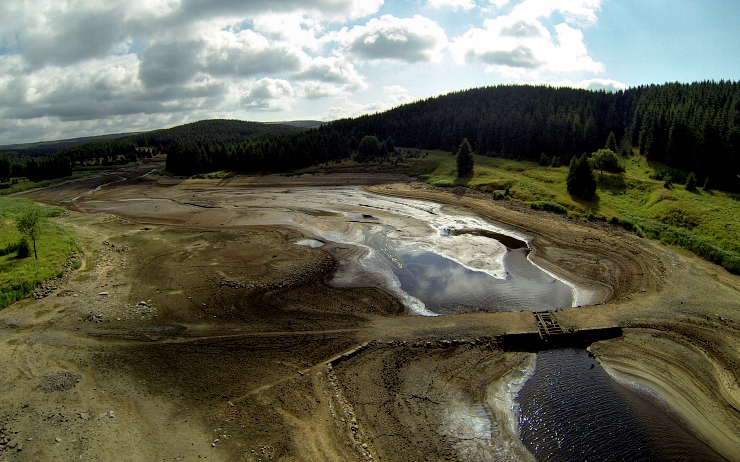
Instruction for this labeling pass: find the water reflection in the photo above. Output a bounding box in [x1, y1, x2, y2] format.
[385, 247, 572, 314]
[518, 349, 726, 462]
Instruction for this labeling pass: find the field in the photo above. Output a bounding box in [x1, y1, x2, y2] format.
[0, 197, 80, 308]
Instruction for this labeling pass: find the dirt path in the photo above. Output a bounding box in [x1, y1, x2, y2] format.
[1, 173, 737, 461]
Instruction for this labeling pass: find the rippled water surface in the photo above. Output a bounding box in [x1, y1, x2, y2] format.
[518, 349, 726, 462]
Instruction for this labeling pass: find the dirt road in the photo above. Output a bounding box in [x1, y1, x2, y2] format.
[0, 170, 737, 461]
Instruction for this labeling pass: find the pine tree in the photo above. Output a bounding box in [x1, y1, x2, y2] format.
[605, 131, 618, 152]
[456, 138, 474, 177]
[566, 154, 597, 199]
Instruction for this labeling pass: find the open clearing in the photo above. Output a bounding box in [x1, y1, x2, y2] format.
[0, 165, 738, 461]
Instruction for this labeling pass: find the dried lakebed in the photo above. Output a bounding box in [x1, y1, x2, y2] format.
[69, 184, 724, 461]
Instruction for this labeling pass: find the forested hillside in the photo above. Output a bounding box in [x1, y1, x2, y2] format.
[160, 82, 740, 192]
[0, 120, 304, 182]
[328, 82, 739, 191]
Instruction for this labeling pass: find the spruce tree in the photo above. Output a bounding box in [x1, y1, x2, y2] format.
[566, 154, 597, 199]
[456, 138, 474, 178]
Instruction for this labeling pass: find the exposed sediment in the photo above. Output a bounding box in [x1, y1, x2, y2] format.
[1, 171, 737, 461]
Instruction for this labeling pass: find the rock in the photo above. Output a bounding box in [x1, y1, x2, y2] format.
[98, 292, 109, 296]
[108, 411, 114, 418]
[40, 372, 82, 392]
[55, 437, 61, 443]
[78, 413, 88, 420]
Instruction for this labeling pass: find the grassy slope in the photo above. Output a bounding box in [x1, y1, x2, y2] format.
[414, 150, 740, 271]
[0, 198, 80, 309]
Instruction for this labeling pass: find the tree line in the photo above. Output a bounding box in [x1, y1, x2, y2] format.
[2, 82, 739, 191]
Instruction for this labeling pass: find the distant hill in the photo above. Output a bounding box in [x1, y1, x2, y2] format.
[0, 133, 139, 159]
[131, 119, 304, 148]
[274, 120, 324, 129]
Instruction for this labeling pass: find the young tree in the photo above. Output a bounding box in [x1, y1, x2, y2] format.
[356, 135, 381, 162]
[685, 172, 697, 191]
[566, 154, 596, 199]
[456, 138, 474, 178]
[16, 208, 44, 260]
[605, 131, 618, 153]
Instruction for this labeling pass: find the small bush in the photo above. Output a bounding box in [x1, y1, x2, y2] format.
[530, 201, 568, 214]
[590, 149, 625, 173]
[663, 174, 673, 189]
[493, 189, 507, 200]
[16, 237, 31, 259]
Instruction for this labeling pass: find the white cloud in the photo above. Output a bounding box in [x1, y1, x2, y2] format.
[251, 13, 324, 51]
[0, 0, 622, 144]
[573, 78, 627, 92]
[339, 15, 448, 63]
[488, 0, 511, 7]
[236, 78, 295, 111]
[451, 0, 604, 75]
[321, 85, 416, 119]
[293, 56, 366, 92]
[427, 0, 476, 11]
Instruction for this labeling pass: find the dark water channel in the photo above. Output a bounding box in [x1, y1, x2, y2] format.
[518, 349, 726, 462]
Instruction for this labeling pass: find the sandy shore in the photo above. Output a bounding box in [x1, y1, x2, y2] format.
[1, 169, 737, 461]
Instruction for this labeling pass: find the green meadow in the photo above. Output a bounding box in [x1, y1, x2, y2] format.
[415, 150, 740, 274]
[0, 197, 80, 309]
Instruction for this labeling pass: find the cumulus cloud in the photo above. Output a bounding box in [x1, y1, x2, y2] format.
[573, 78, 627, 92]
[293, 56, 366, 94]
[175, 0, 384, 22]
[451, 0, 604, 75]
[427, 0, 476, 11]
[236, 78, 294, 111]
[322, 85, 416, 120]
[339, 15, 448, 63]
[0, 0, 621, 144]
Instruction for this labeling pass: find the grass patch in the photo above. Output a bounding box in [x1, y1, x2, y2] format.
[0, 197, 79, 309]
[391, 150, 740, 274]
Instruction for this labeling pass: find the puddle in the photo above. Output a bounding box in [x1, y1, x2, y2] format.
[295, 239, 325, 248]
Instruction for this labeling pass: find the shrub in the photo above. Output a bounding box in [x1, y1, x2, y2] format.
[493, 189, 507, 200]
[530, 201, 568, 214]
[590, 149, 625, 173]
[16, 237, 31, 258]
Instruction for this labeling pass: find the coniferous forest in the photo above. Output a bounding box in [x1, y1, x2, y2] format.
[2, 81, 739, 192]
[163, 81, 740, 192]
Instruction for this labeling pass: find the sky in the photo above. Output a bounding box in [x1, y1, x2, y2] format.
[1, 0, 739, 145]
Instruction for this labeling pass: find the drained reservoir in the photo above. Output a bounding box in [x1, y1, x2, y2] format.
[73, 185, 724, 461]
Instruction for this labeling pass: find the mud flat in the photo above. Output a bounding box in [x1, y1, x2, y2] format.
[0, 170, 736, 461]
